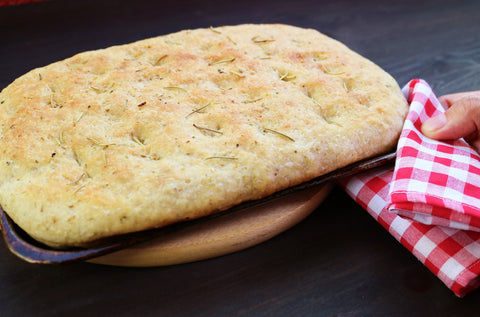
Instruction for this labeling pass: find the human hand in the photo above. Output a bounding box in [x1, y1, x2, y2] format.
[421, 91, 480, 152]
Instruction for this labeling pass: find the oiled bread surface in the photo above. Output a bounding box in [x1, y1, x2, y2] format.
[0, 24, 408, 247]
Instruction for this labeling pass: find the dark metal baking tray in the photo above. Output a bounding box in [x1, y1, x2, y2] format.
[0, 152, 396, 264]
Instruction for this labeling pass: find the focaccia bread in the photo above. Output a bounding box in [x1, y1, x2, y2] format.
[0, 24, 408, 248]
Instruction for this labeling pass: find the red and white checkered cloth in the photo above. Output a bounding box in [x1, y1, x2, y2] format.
[389, 80, 480, 230]
[340, 79, 480, 297]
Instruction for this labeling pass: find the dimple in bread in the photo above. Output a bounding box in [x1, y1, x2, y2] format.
[0, 24, 408, 248]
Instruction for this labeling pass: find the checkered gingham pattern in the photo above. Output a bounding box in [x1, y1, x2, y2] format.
[389, 79, 480, 231]
[339, 79, 480, 297]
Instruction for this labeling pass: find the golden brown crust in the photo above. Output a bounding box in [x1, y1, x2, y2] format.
[0, 24, 408, 247]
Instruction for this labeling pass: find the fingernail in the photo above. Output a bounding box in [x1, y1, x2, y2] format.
[422, 113, 447, 132]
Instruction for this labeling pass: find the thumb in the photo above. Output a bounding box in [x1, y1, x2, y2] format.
[421, 96, 480, 141]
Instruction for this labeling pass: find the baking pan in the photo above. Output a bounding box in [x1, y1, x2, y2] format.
[0, 151, 396, 264]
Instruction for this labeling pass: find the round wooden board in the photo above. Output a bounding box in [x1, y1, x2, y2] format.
[89, 183, 333, 267]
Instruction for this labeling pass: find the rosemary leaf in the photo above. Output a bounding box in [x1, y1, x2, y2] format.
[279, 72, 296, 81]
[321, 65, 345, 75]
[193, 123, 223, 134]
[209, 57, 235, 66]
[75, 111, 86, 123]
[87, 137, 114, 147]
[68, 173, 85, 185]
[252, 36, 275, 43]
[154, 54, 168, 66]
[230, 70, 245, 78]
[164, 86, 188, 93]
[310, 97, 322, 106]
[131, 133, 145, 146]
[209, 26, 222, 34]
[72, 184, 86, 195]
[243, 97, 263, 104]
[185, 102, 211, 118]
[205, 156, 238, 160]
[102, 151, 107, 167]
[263, 128, 295, 142]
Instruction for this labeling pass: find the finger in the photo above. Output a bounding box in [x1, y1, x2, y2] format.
[437, 95, 450, 109]
[438, 91, 480, 109]
[421, 95, 480, 141]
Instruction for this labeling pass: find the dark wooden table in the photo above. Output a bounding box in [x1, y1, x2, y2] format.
[1, 0, 480, 316]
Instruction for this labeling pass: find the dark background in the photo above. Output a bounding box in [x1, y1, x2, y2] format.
[1, 0, 480, 316]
